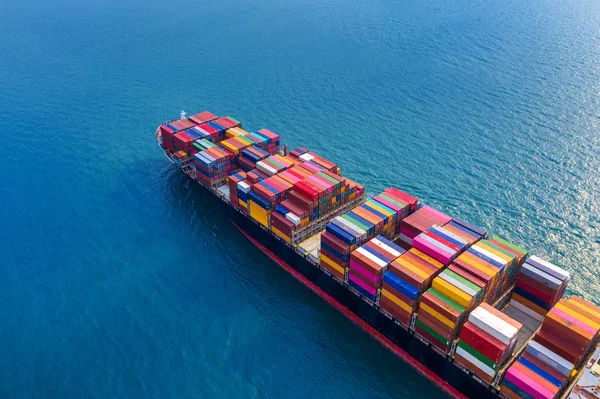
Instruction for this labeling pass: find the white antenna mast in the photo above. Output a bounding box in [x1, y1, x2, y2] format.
[180, 110, 186, 120]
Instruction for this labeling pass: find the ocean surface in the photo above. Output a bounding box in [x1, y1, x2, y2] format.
[1, 0, 599, 397]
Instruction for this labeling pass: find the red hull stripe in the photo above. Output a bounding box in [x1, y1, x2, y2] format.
[231, 218, 466, 399]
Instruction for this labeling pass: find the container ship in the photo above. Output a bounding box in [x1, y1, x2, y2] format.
[156, 111, 600, 399]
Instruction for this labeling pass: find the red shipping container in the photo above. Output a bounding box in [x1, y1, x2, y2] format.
[199, 123, 219, 137]
[289, 190, 313, 210]
[420, 291, 462, 324]
[189, 111, 218, 125]
[388, 263, 427, 293]
[351, 251, 383, 275]
[382, 282, 416, 308]
[533, 329, 581, 364]
[173, 132, 194, 153]
[380, 296, 412, 324]
[543, 312, 592, 350]
[254, 184, 275, 202]
[422, 229, 461, 253]
[418, 312, 455, 340]
[521, 352, 567, 383]
[517, 273, 559, 298]
[384, 187, 419, 211]
[415, 325, 450, 352]
[161, 132, 176, 152]
[515, 279, 555, 304]
[452, 259, 494, 286]
[321, 248, 346, 266]
[238, 157, 256, 171]
[455, 353, 494, 384]
[170, 119, 195, 131]
[321, 231, 350, 255]
[448, 265, 487, 290]
[320, 260, 344, 280]
[362, 241, 397, 263]
[460, 322, 505, 363]
[294, 182, 318, 201]
[271, 212, 295, 234]
[404, 251, 442, 275]
[280, 199, 309, 219]
[215, 117, 237, 129]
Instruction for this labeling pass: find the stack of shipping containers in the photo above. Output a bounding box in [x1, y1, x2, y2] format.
[455, 303, 523, 384]
[509, 256, 570, 322]
[381, 248, 444, 325]
[501, 296, 600, 399]
[319, 189, 414, 282]
[158, 112, 600, 399]
[348, 236, 405, 302]
[399, 206, 452, 247]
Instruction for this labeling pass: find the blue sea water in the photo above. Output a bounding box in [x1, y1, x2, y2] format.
[1, 0, 600, 397]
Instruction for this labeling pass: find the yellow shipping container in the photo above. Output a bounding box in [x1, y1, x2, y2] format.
[226, 129, 240, 138]
[555, 302, 600, 330]
[420, 303, 456, 328]
[271, 226, 291, 243]
[395, 257, 432, 280]
[249, 200, 269, 228]
[410, 248, 444, 270]
[381, 289, 413, 314]
[220, 140, 240, 155]
[432, 278, 472, 308]
[320, 254, 345, 275]
[567, 298, 600, 323]
[239, 200, 247, 209]
[477, 242, 515, 266]
[459, 253, 499, 298]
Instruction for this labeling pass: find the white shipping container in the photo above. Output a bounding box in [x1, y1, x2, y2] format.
[256, 161, 277, 176]
[508, 298, 545, 322]
[418, 233, 455, 256]
[439, 272, 478, 297]
[237, 181, 251, 193]
[356, 247, 388, 269]
[469, 307, 518, 345]
[286, 212, 301, 225]
[521, 263, 562, 290]
[299, 153, 315, 162]
[370, 238, 402, 258]
[528, 255, 570, 282]
[471, 244, 508, 267]
[336, 217, 367, 237]
[456, 347, 495, 377]
[526, 341, 574, 377]
[434, 226, 468, 246]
